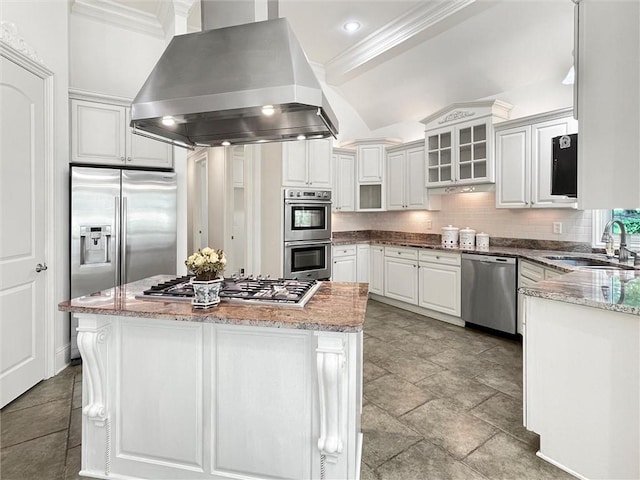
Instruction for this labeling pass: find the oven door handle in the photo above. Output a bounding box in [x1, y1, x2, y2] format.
[285, 200, 332, 206]
[284, 240, 332, 248]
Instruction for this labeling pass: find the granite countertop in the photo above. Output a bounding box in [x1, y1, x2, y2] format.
[58, 275, 368, 333]
[519, 269, 640, 316]
[332, 232, 640, 316]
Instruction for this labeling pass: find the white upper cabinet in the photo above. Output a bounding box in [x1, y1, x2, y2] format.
[386, 141, 427, 210]
[332, 148, 356, 212]
[341, 139, 400, 212]
[282, 139, 332, 188]
[70, 98, 173, 169]
[495, 108, 578, 209]
[576, 0, 640, 209]
[357, 144, 385, 183]
[421, 100, 512, 187]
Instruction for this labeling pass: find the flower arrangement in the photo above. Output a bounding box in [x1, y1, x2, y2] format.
[185, 247, 226, 281]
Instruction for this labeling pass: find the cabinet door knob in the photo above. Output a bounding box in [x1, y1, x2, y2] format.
[120, 156, 125, 162]
[126, 157, 132, 162]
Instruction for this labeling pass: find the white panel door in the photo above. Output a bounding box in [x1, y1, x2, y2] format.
[369, 247, 384, 295]
[531, 117, 578, 207]
[418, 263, 461, 317]
[215, 327, 312, 479]
[116, 320, 204, 471]
[405, 145, 426, 209]
[356, 245, 370, 285]
[70, 99, 126, 165]
[307, 139, 332, 187]
[0, 57, 47, 408]
[282, 140, 308, 186]
[126, 109, 173, 168]
[332, 256, 357, 282]
[357, 144, 384, 182]
[496, 125, 530, 208]
[335, 153, 355, 211]
[386, 150, 405, 210]
[383, 257, 418, 305]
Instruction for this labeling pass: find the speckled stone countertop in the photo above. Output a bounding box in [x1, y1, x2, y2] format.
[519, 269, 640, 316]
[332, 230, 640, 316]
[59, 276, 368, 332]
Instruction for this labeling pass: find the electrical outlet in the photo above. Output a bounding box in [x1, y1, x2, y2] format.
[553, 222, 563, 234]
[426, 220, 433, 229]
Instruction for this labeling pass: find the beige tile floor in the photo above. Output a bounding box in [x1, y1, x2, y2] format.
[0, 300, 575, 479]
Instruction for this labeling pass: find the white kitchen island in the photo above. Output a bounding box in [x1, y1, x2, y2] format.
[521, 269, 640, 480]
[59, 276, 367, 480]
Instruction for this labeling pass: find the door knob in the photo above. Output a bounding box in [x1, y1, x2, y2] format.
[35, 263, 48, 272]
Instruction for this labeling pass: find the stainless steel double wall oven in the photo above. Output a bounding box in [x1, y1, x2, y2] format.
[283, 189, 332, 280]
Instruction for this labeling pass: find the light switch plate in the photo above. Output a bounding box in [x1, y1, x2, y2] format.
[553, 222, 563, 234]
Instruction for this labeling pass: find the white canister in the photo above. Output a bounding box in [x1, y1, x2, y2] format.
[476, 232, 490, 250]
[441, 225, 459, 248]
[459, 227, 476, 249]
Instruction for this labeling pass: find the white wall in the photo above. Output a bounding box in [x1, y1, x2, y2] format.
[69, 13, 166, 98]
[1, 0, 70, 373]
[333, 192, 593, 244]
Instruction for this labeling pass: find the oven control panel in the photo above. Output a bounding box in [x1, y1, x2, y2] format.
[284, 189, 331, 201]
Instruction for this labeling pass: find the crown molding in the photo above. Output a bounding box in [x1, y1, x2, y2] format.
[325, 0, 476, 86]
[70, 0, 165, 38]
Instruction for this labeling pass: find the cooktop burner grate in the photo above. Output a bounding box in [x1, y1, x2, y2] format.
[139, 276, 321, 307]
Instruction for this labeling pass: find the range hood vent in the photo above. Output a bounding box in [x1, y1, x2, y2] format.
[130, 18, 338, 148]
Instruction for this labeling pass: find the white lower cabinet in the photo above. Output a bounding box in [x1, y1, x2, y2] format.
[518, 259, 564, 334]
[383, 247, 419, 305]
[369, 246, 385, 295]
[418, 251, 461, 317]
[332, 245, 357, 282]
[77, 314, 362, 480]
[332, 244, 371, 285]
[356, 244, 370, 284]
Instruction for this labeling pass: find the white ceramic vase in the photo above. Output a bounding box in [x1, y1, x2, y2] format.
[191, 277, 223, 309]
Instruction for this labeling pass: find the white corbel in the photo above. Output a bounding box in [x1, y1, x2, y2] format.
[76, 316, 111, 427]
[315, 332, 346, 464]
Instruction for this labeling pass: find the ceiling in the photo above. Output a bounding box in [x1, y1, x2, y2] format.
[102, 0, 576, 137]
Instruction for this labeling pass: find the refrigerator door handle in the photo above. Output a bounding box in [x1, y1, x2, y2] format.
[114, 196, 121, 287]
[122, 197, 127, 285]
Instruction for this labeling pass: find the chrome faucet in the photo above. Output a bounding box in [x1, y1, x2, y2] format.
[601, 219, 630, 262]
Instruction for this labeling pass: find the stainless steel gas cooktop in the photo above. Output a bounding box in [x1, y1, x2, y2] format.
[137, 276, 322, 307]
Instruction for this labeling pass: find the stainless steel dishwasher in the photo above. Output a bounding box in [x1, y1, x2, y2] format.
[461, 253, 517, 334]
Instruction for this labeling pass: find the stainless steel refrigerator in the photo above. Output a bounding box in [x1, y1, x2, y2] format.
[70, 166, 177, 359]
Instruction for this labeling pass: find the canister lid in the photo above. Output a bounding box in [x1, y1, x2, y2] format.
[442, 225, 459, 232]
[476, 232, 489, 238]
[459, 226, 476, 234]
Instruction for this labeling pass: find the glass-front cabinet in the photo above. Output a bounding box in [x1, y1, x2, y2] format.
[422, 101, 512, 187]
[426, 127, 453, 184]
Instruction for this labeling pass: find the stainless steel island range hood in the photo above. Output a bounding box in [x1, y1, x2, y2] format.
[130, 17, 338, 148]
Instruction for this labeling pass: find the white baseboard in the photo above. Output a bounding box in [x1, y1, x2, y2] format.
[536, 451, 588, 480]
[368, 294, 465, 327]
[54, 344, 70, 375]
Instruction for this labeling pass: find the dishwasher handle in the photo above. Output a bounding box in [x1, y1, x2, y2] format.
[461, 253, 516, 265]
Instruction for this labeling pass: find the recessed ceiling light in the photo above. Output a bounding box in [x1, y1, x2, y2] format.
[343, 21, 361, 33]
[261, 105, 275, 116]
[221, 141, 231, 146]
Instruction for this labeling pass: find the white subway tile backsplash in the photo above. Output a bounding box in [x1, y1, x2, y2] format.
[333, 192, 593, 243]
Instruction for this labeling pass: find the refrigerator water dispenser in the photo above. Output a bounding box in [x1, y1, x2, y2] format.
[80, 225, 112, 265]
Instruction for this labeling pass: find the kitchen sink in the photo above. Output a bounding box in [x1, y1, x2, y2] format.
[544, 256, 632, 270]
